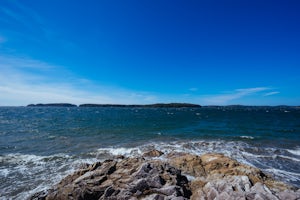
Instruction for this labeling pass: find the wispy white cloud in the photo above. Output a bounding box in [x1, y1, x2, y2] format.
[235, 87, 270, 93]
[0, 55, 56, 70]
[263, 91, 280, 96]
[202, 87, 271, 105]
[0, 0, 79, 53]
[0, 55, 158, 106]
[0, 1, 43, 33]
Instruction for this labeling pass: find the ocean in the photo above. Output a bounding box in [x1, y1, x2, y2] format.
[0, 106, 299, 199]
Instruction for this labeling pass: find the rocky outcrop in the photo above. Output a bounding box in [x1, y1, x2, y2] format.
[31, 152, 300, 200]
[33, 157, 191, 200]
[169, 153, 269, 184]
[143, 149, 164, 157]
[168, 153, 299, 200]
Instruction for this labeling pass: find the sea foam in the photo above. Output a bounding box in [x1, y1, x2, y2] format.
[287, 148, 300, 156]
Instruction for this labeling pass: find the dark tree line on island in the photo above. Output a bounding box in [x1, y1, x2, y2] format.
[27, 103, 202, 108]
[26, 103, 299, 109]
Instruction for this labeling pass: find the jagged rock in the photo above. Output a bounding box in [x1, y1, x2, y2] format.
[278, 190, 300, 200]
[31, 152, 299, 200]
[200, 153, 266, 184]
[143, 149, 164, 157]
[33, 157, 191, 200]
[170, 153, 298, 200]
[168, 152, 206, 177]
[169, 153, 294, 190]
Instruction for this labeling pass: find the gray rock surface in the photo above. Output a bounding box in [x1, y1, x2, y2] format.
[31, 152, 300, 200]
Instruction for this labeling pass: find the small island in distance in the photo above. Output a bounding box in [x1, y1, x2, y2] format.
[26, 103, 300, 109]
[27, 103, 202, 108]
[27, 103, 78, 107]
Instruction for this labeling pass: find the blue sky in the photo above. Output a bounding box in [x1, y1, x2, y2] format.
[0, 0, 299, 106]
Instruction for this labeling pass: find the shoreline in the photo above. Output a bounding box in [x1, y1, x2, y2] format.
[31, 151, 300, 200]
[1, 107, 299, 199]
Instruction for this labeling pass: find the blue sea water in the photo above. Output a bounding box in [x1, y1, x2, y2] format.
[0, 106, 299, 199]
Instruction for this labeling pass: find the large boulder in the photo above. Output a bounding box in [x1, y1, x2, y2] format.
[168, 153, 300, 200]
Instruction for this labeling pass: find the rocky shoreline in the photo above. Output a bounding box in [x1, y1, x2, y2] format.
[31, 151, 300, 200]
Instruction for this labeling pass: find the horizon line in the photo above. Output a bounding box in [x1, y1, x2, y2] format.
[0, 103, 299, 107]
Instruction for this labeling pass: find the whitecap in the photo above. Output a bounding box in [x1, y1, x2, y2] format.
[278, 155, 300, 162]
[96, 147, 142, 157]
[0, 168, 9, 177]
[0, 153, 76, 200]
[265, 168, 300, 182]
[0, 153, 71, 165]
[287, 148, 300, 156]
[239, 136, 254, 139]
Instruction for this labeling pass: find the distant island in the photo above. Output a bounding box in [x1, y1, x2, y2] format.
[25, 103, 300, 109]
[27, 103, 77, 107]
[79, 103, 201, 108]
[27, 103, 202, 108]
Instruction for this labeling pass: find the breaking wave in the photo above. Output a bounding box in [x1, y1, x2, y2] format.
[1, 140, 300, 199]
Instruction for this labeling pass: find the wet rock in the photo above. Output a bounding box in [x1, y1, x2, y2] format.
[30, 190, 48, 200]
[115, 155, 125, 159]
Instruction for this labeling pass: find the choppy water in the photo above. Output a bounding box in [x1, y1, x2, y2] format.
[0, 106, 299, 199]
